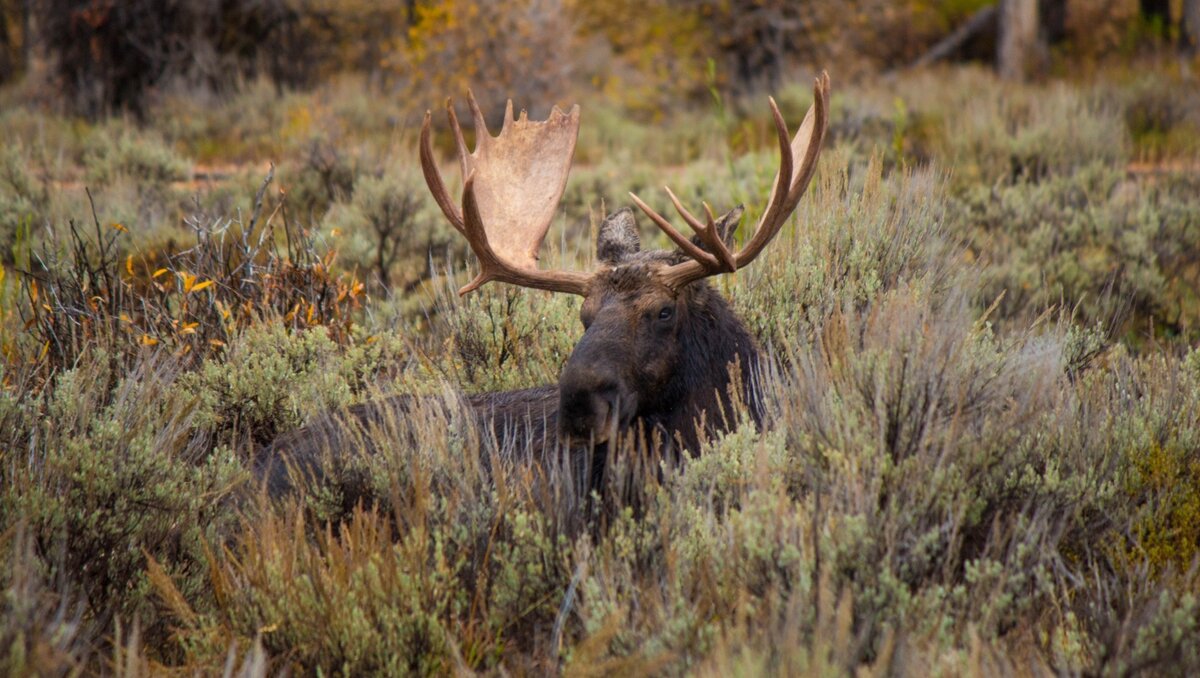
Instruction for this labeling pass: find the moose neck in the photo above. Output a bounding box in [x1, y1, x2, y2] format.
[645, 282, 762, 449]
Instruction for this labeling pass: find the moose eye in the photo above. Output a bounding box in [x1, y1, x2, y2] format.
[658, 306, 674, 321]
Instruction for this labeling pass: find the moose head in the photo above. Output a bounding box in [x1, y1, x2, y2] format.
[419, 74, 831, 449]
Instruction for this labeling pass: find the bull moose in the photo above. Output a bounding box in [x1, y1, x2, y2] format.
[258, 73, 831, 498]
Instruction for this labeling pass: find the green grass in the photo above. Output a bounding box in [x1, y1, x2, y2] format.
[1, 63, 1200, 675]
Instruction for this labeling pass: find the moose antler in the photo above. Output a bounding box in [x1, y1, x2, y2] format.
[630, 71, 831, 290]
[420, 90, 590, 296]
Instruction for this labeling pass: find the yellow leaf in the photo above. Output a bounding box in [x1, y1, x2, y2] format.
[152, 268, 169, 278]
[208, 339, 226, 347]
[126, 254, 134, 277]
[111, 222, 127, 233]
[330, 228, 342, 237]
[140, 335, 159, 346]
[119, 313, 132, 323]
[190, 279, 215, 293]
[179, 272, 196, 292]
[39, 341, 49, 360]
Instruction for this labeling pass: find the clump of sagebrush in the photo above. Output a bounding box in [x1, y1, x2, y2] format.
[417, 264, 583, 394]
[320, 158, 456, 292]
[784, 67, 1129, 183]
[0, 145, 46, 256]
[182, 322, 408, 447]
[0, 351, 245, 663]
[149, 390, 577, 675]
[947, 162, 1200, 341]
[1104, 70, 1200, 159]
[285, 136, 359, 217]
[0, 528, 90, 676]
[730, 150, 958, 349]
[83, 121, 192, 187]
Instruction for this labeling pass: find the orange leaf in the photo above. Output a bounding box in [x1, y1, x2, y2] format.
[140, 335, 159, 346]
[126, 255, 134, 276]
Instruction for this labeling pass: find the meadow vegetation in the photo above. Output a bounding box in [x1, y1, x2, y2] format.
[2, 39, 1200, 677]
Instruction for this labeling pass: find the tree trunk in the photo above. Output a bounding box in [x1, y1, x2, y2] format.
[1140, 0, 1171, 36]
[997, 0, 1040, 80]
[0, 5, 11, 84]
[1184, 0, 1200, 56]
[1039, 0, 1067, 45]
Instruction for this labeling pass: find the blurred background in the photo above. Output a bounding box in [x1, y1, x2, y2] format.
[4, 4, 1200, 675]
[1, 0, 1198, 116]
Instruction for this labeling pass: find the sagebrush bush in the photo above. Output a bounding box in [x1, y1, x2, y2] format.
[947, 162, 1200, 340]
[0, 353, 245, 659]
[320, 159, 455, 291]
[422, 277, 583, 394]
[0, 145, 43, 256]
[183, 323, 406, 447]
[83, 122, 191, 187]
[731, 151, 958, 349]
[935, 74, 1129, 184]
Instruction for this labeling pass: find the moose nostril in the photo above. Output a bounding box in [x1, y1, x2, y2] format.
[559, 375, 627, 438]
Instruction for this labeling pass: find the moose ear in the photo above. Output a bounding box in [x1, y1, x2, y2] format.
[597, 207, 641, 265]
[688, 204, 744, 253]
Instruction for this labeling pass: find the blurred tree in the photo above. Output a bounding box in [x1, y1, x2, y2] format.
[1140, 0, 1171, 36]
[675, 0, 821, 92]
[27, 0, 357, 117]
[1183, 0, 1200, 55]
[397, 0, 575, 118]
[998, 0, 1040, 79]
[0, 0, 27, 83]
[568, 0, 711, 112]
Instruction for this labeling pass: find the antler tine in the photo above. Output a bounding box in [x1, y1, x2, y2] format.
[737, 72, 828, 268]
[465, 89, 490, 138]
[419, 110, 465, 235]
[665, 188, 736, 272]
[628, 191, 719, 268]
[446, 98, 470, 181]
[656, 71, 831, 290]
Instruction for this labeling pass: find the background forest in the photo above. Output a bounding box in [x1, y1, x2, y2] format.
[2, 0, 1200, 675]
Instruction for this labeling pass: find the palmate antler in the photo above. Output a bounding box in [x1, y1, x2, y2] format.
[420, 73, 831, 295]
[420, 91, 590, 296]
[630, 71, 831, 289]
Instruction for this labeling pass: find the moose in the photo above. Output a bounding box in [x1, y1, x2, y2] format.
[258, 73, 831, 498]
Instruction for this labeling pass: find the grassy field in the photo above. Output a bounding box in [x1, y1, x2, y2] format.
[2, 62, 1200, 674]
